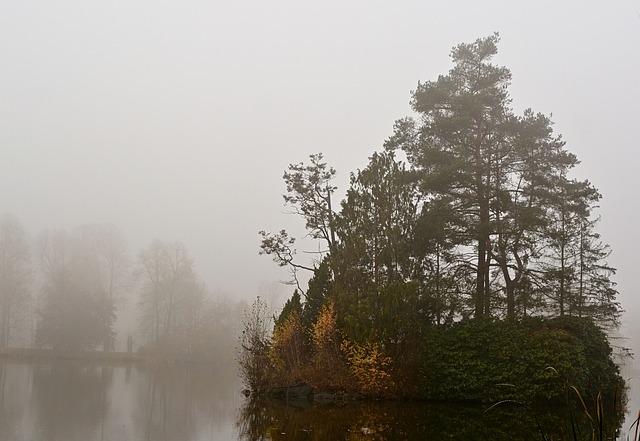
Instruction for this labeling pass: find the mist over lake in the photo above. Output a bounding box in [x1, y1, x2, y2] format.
[1, 1, 640, 440]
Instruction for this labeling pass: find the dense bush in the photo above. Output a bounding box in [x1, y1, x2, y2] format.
[245, 293, 622, 403]
[420, 317, 621, 403]
[547, 316, 622, 398]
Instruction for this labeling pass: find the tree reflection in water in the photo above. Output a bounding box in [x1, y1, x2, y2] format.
[236, 397, 626, 441]
[132, 361, 241, 440]
[136, 367, 198, 441]
[0, 363, 26, 441]
[0, 359, 241, 441]
[0, 360, 628, 440]
[31, 361, 111, 441]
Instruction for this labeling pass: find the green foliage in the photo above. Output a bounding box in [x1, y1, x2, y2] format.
[270, 309, 307, 383]
[258, 153, 337, 277]
[384, 34, 619, 323]
[274, 290, 302, 330]
[547, 316, 621, 398]
[334, 150, 420, 287]
[282, 153, 337, 250]
[421, 317, 620, 403]
[258, 35, 623, 404]
[337, 281, 426, 353]
[302, 259, 332, 329]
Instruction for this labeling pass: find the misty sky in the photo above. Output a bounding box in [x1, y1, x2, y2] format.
[2, 1, 639, 346]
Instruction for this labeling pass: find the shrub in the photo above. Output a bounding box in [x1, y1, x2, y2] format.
[308, 302, 352, 391]
[420, 317, 620, 403]
[269, 310, 308, 384]
[342, 339, 395, 398]
[237, 297, 272, 394]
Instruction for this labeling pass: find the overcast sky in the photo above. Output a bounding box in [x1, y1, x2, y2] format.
[1, 1, 639, 346]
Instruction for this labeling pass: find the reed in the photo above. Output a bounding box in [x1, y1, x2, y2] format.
[487, 379, 637, 440]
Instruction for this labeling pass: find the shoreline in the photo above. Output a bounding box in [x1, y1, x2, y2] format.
[0, 347, 141, 362]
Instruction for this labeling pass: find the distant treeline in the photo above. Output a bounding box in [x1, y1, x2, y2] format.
[0, 217, 245, 364]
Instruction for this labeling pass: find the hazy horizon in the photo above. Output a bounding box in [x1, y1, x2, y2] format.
[2, 1, 639, 352]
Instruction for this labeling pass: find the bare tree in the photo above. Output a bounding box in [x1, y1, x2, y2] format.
[136, 240, 204, 349]
[237, 296, 272, 394]
[35, 225, 130, 351]
[36, 229, 90, 350]
[0, 214, 31, 348]
[72, 224, 130, 351]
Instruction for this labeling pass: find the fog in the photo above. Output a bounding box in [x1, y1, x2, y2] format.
[1, 2, 639, 352]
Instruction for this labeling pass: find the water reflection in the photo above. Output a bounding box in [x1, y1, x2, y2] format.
[236, 397, 626, 441]
[0, 360, 634, 440]
[0, 363, 27, 441]
[31, 362, 111, 440]
[138, 367, 202, 440]
[0, 360, 240, 441]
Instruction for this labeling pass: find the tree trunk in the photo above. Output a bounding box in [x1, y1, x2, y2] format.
[475, 236, 486, 318]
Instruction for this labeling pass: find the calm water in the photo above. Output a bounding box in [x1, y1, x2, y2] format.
[0, 360, 637, 440]
[0, 360, 241, 441]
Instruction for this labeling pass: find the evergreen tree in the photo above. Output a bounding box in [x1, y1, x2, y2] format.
[274, 289, 302, 329]
[335, 151, 419, 289]
[302, 259, 332, 329]
[384, 34, 610, 320]
[257, 35, 622, 398]
[333, 151, 429, 347]
[259, 153, 339, 295]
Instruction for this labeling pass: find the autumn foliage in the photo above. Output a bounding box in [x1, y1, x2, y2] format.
[253, 35, 623, 402]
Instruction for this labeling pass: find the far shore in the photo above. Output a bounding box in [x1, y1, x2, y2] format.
[0, 347, 141, 362]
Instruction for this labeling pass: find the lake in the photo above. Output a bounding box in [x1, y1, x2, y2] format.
[0, 360, 638, 440]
